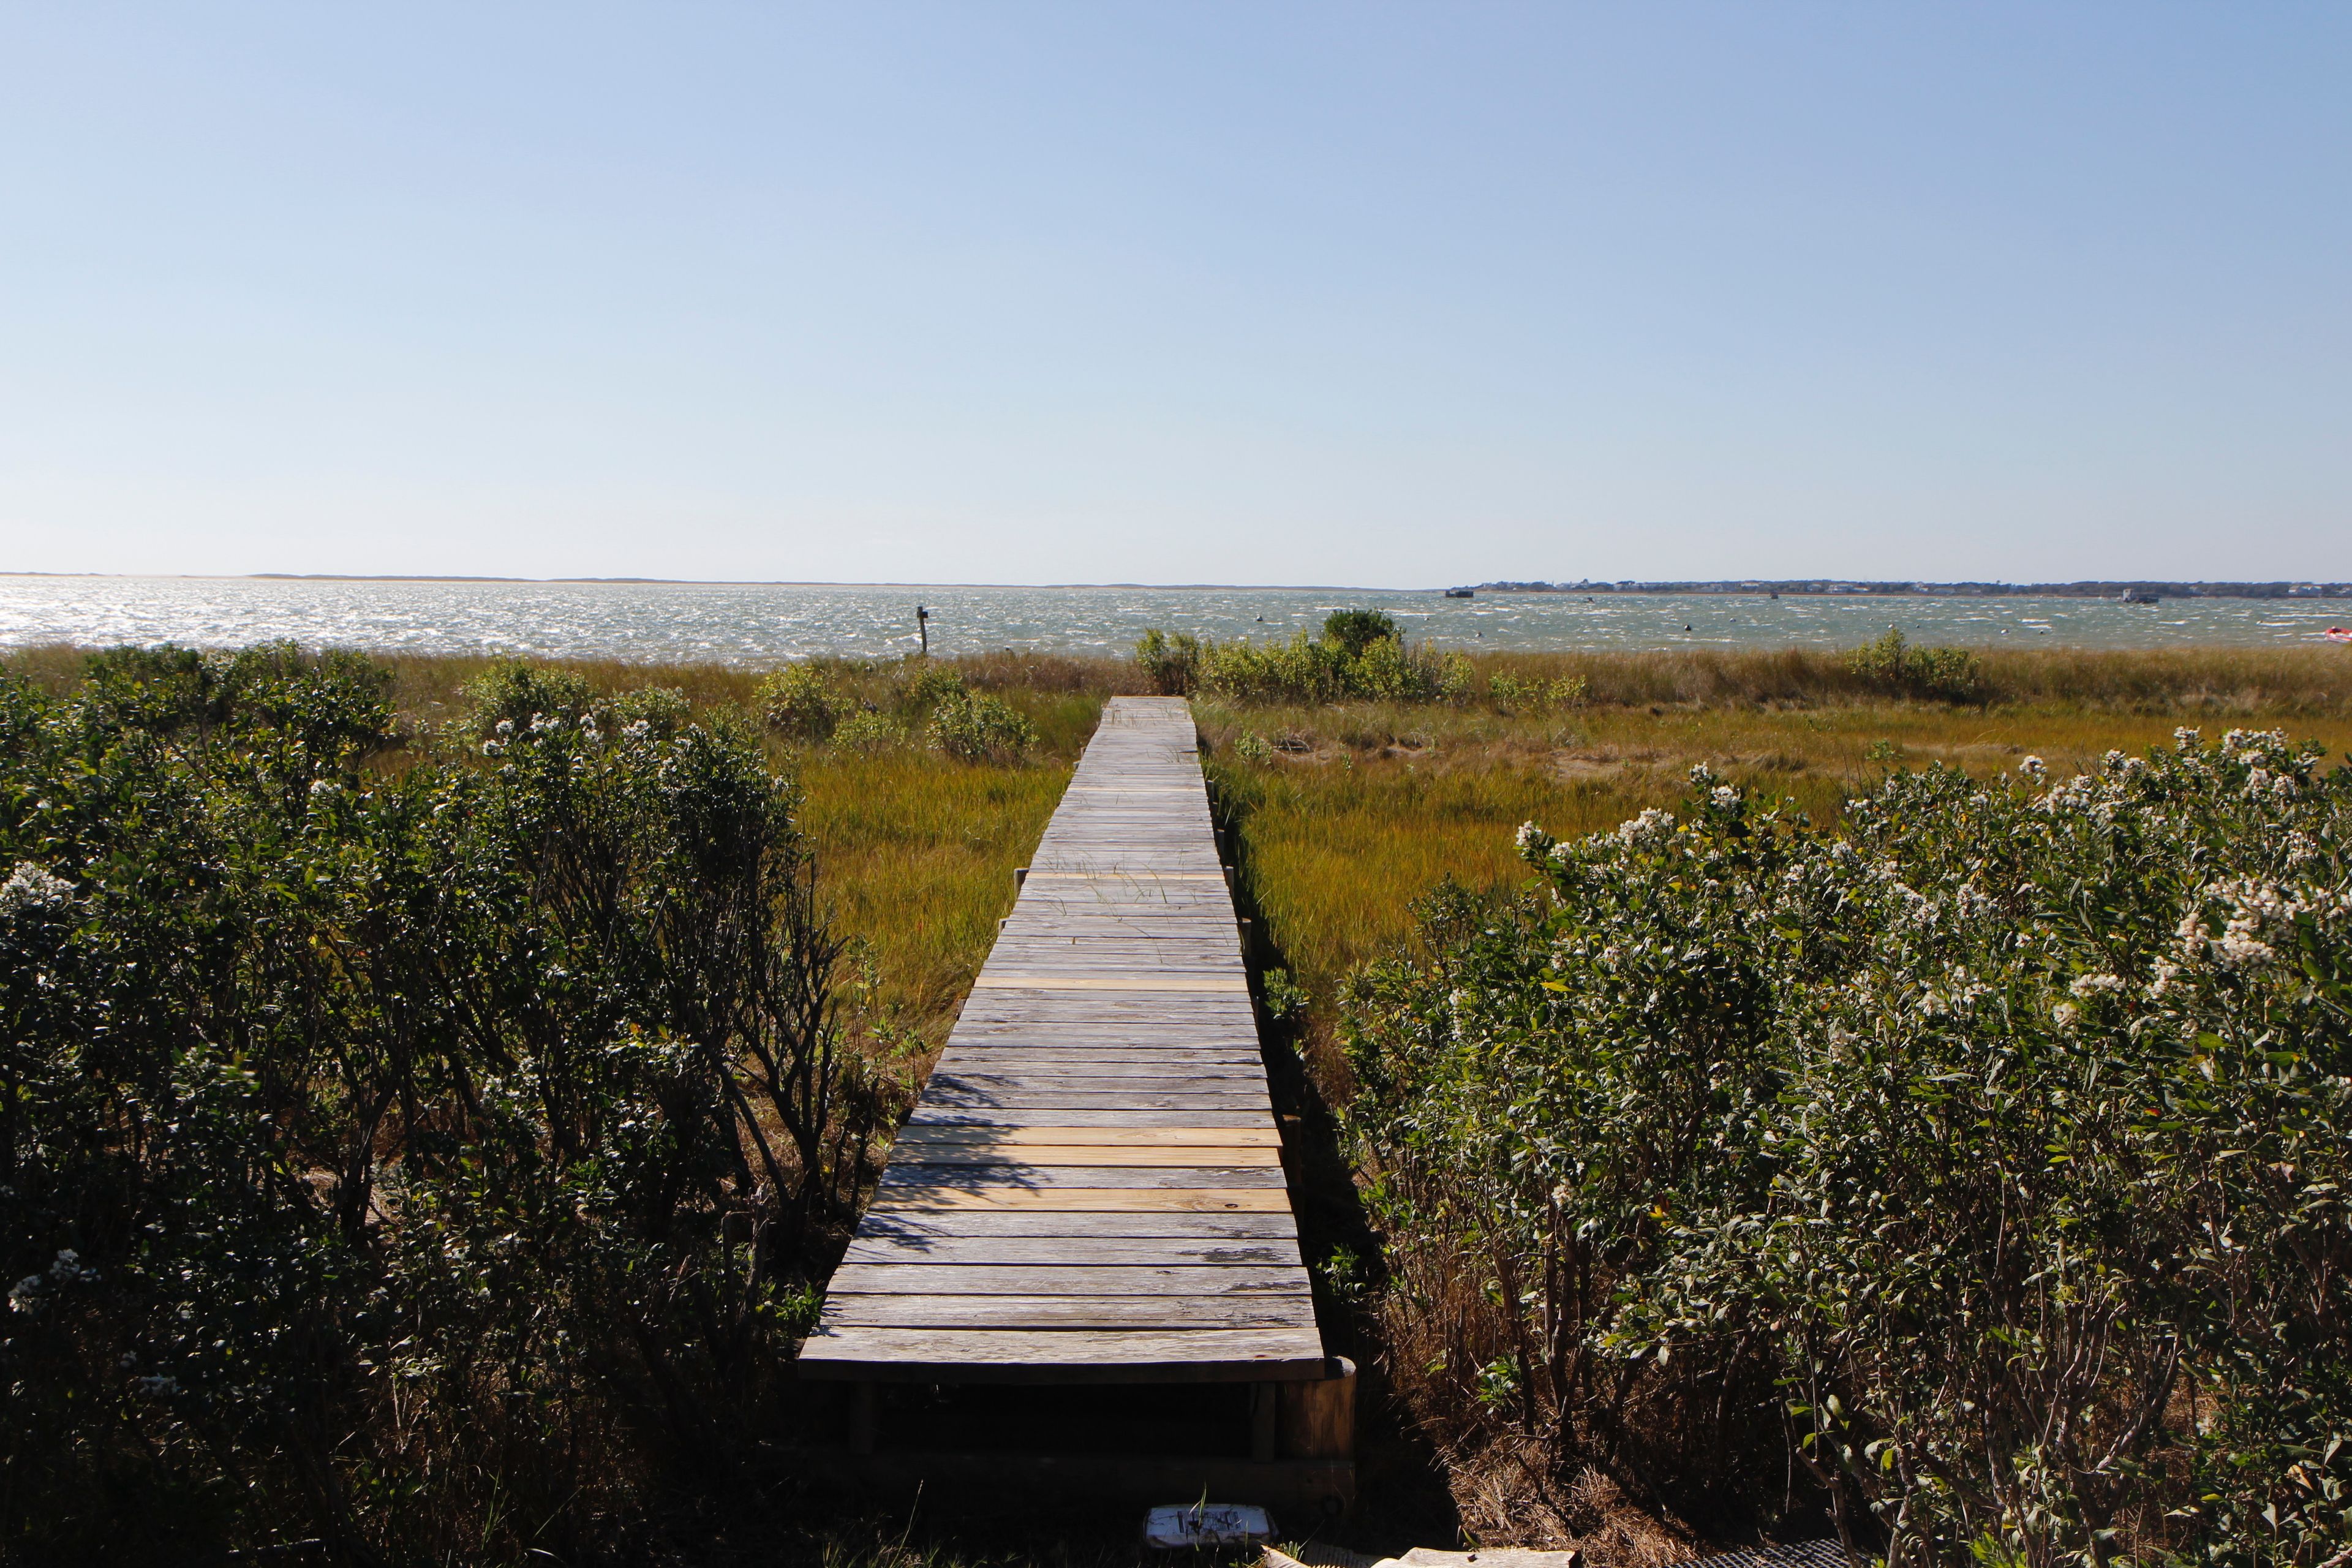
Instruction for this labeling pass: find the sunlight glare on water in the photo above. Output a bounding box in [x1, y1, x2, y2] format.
[1, 577, 2348, 663]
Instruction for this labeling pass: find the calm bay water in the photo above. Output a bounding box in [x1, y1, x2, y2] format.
[2, 576, 2347, 665]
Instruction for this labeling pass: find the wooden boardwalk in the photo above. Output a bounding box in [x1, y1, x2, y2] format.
[801, 696, 1329, 1387]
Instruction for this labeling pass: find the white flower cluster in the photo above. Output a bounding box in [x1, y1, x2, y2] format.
[2242, 766, 2299, 802]
[2220, 727, 2290, 761]
[7, 1248, 98, 1314]
[1887, 880, 1938, 928]
[2176, 878, 2324, 970]
[2068, 972, 2127, 999]
[2035, 771, 2120, 821]
[1710, 785, 1740, 810]
[1614, 808, 1676, 846]
[2019, 755, 2048, 781]
[0, 862, 75, 918]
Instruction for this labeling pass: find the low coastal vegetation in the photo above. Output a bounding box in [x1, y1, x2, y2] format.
[1349, 742, 2351, 1563]
[2, 646, 882, 1559]
[6, 629, 2352, 1563]
[0, 644, 1098, 1562]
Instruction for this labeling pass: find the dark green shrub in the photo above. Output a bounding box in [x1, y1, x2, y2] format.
[899, 662, 968, 714]
[1134, 628, 1202, 695]
[1846, 626, 1985, 703]
[460, 656, 595, 738]
[1145, 621, 1458, 706]
[0, 648, 873, 1562]
[756, 662, 842, 741]
[927, 688, 1036, 762]
[1347, 736, 2351, 1564]
[1322, 608, 1401, 660]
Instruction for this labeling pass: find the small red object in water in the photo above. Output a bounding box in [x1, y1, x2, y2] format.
[2327, 627, 2352, 643]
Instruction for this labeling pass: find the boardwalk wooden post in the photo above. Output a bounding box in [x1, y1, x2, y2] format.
[800, 698, 1349, 1514]
[1280, 1359, 1356, 1460]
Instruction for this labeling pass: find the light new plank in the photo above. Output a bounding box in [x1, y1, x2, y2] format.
[867, 1186, 1292, 1213]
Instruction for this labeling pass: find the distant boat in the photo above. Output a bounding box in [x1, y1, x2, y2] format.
[1444, 587, 1476, 598]
[2325, 627, 2352, 643]
[2120, 590, 2161, 605]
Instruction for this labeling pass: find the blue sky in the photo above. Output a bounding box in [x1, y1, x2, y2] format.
[1, 4, 2345, 587]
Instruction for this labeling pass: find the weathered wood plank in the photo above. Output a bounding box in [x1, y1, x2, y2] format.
[820, 1295, 1316, 1329]
[797, 1326, 1329, 1379]
[875, 1165, 1286, 1191]
[841, 1235, 1304, 1267]
[891, 1125, 1280, 1147]
[929, 1068, 1267, 1087]
[917, 1094, 1272, 1112]
[887, 1145, 1280, 1168]
[866, 1186, 1292, 1213]
[905, 1108, 1271, 1128]
[854, 1210, 1298, 1241]
[971, 974, 1249, 992]
[829, 1263, 1311, 1297]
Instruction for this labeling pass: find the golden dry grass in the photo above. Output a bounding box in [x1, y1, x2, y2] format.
[793, 747, 1072, 1042]
[372, 654, 1108, 1044]
[15, 638, 2352, 1050]
[1200, 690, 2352, 1034]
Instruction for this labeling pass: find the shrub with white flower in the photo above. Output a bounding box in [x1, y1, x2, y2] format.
[0, 862, 74, 918]
[1344, 730, 2352, 1565]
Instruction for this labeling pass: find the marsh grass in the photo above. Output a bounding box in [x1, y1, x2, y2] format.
[374, 654, 1110, 1048]
[794, 749, 1072, 1041]
[5, 646, 1112, 1053]
[13, 638, 2351, 1049]
[1200, 679, 2352, 1057]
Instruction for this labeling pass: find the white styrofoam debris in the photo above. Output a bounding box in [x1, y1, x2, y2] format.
[1145, 1502, 1274, 1550]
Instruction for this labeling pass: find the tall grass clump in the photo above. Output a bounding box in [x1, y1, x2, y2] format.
[1139, 612, 1471, 704]
[1346, 733, 2351, 1564]
[0, 644, 889, 1562]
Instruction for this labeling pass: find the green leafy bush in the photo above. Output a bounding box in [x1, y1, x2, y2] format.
[0, 647, 878, 1561]
[1346, 734, 2351, 1564]
[832, 709, 907, 751]
[1847, 626, 1986, 703]
[459, 656, 595, 737]
[927, 688, 1036, 762]
[1136, 628, 1202, 696]
[1322, 608, 1401, 660]
[1140, 617, 1459, 707]
[758, 662, 842, 741]
[900, 662, 969, 714]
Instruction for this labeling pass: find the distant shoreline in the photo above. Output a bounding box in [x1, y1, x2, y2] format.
[3, 571, 2347, 600]
[1476, 579, 2352, 600]
[0, 572, 1373, 590]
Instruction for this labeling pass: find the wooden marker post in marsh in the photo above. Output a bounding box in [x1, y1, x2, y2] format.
[800, 697, 1354, 1516]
